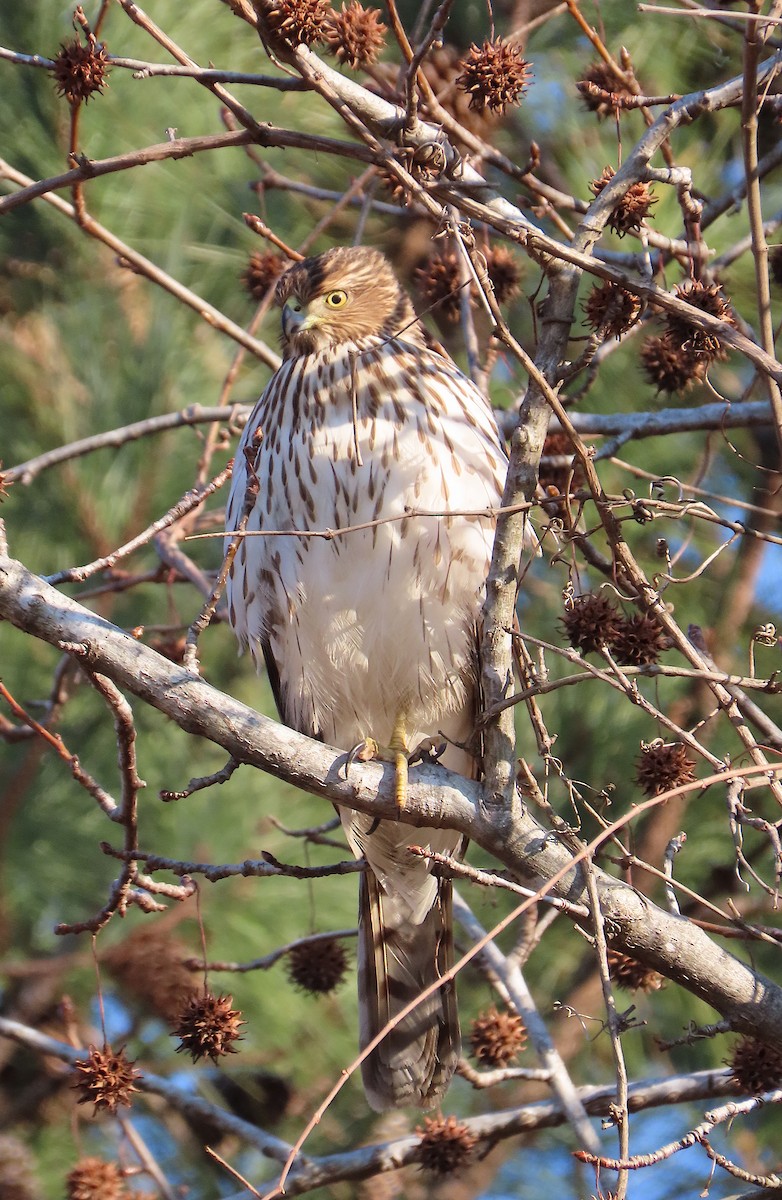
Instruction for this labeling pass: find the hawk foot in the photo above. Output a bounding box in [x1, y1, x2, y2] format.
[345, 734, 409, 812]
[408, 736, 447, 766]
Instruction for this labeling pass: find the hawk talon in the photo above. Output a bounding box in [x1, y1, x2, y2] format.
[408, 737, 448, 766]
[345, 736, 409, 814]
[345, 737, 381, 775]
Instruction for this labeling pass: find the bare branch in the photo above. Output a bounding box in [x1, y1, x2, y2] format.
[0, 159, 280, 367]
[2, 552, 782, 1048]
[0, 1014, 751, 1195]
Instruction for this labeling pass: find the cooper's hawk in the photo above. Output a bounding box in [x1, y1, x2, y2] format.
[225, 245, 507, 1110]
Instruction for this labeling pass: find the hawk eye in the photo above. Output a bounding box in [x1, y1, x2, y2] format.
[324, 289, 348, 309]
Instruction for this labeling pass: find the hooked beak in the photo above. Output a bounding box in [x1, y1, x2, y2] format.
[282, 300, 314, 340]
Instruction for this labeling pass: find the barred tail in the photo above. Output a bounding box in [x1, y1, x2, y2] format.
[357, 868, 460, 1111]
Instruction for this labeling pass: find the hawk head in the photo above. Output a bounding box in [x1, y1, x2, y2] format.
[275, 246, 423, 357]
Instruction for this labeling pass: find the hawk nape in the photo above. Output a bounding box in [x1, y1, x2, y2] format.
[225, 245, 507, 1111]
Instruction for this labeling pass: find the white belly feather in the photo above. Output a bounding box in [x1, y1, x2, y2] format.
[226, 336, 507, 770]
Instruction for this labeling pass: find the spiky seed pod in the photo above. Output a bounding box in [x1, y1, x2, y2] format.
[664, 279, 734, 362]
[102, 928, 199, 1022]
[419, 244, 520, 311]
[578, 60, 633, 118]
[538, 431, 583, 500]
[608, 613, 671, 667]
[561, 591, 622, 655]
[173, 991, 246, 1063]
[415, 250, 465, 323]
[66, 1158, 127, 1200]
[51, 35, 110, 105]
[287, 936, 349, 994]
[671, 278, 732, 322]
[421, 45, 500, 137]
[72, 1045, 141, 1115]
[583, 281, 641, 339]
[727, 1035, 782, 1094]
[484, 244, 521, 305]
[374, 163, 411, 206]
[455, 38, 531, 114]
[324, 1, 386, 69]
[242, 251, 287, 300]
[607, 950, 664, 993]
[257, 0, 332, 49]
[0, 466, 13, 502]
[0, 1134, 40, 1200]
[469, 1006, 527, 1067]
[589, 167, 657, 237]
[374, 141, 447, 206]
[371, 45, 502, 144]
[635, 741, 696, 798]
[416, 1115, 477, 1175]
[640, 333, 706, 393]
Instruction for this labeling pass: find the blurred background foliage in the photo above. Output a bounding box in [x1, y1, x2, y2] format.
[1, 0, 781, 1197]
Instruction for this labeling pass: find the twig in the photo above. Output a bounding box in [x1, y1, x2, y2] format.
[0, 159, 280, 367]
[403, 0, 454, 133]
[655, 1019, 732, 1051]
[108, 56, 309, 87]
[582, 862, 630, 1197]
[115, 0, 274, 136]
[457, 1059, 552, 1087]
[117, 1116, 179, 1200]
[453, 890, 601, 1155]
[5, 405, 248, 485]
[187, 928, 358, 973]
[638, 3, 782, 24]
[160, 757, 241, 801]
[103, 846, 363, 882]
[206, 1148, 262, 1198]
[0, 126, 383, 218]
[0, 678, 120, 821]
[408, 846, 589, 918]
[575, 1093, 782, 1180]
[45, 468, 231, 586]
[53, 668, 181, 936]
[740, 4, 782, 460]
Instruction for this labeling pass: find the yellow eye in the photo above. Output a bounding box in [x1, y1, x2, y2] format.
[324, 289, 348, 309]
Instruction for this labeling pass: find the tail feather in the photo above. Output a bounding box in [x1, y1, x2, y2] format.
[358, 868, 460, 1111]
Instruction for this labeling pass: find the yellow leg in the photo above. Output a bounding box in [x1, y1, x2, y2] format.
[389, 710, 409, 810]
[345, 711, 410, 811]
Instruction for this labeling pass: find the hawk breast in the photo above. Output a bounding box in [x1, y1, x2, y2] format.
[225, 336, 507, 757]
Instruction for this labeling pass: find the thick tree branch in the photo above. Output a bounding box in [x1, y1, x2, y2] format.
[0, 128, 379, 216]
[1, 552, 781, 1049]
